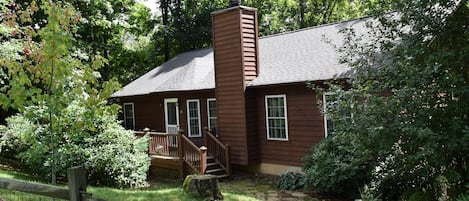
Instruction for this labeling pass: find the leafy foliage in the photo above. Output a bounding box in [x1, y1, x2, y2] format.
[304, 0, 469, 200]
[278, 171, 305, 190]
[0, 102, 150, 188]
[457, 184, 469, 201]
[242, 0, 392, 36]
[0, 0, 149, 188]
[156, 0, 380, 63]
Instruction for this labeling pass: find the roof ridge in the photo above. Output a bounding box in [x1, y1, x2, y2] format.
[259, 15, 374, 40]
[162, 16, 373, 54]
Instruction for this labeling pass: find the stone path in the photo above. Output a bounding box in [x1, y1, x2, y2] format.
[255, 190, 319, 201]
[221, 172, 345, 201]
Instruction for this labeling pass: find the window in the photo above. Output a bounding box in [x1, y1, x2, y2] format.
[123, 103, 135, 130]
[265, 95, 288, 141]
[323, 93, 334, 137]
[186, 99, 201, 137]
[323, 92, 355, 137]
[207, 98, 217, 130]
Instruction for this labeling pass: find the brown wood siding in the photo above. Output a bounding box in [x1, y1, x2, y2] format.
[212, 7, 259, 165]
[119, 90, 215, 147]
[242, 9, 259, 83]
[245, 90, 260, 163]
[252, 83, 326, 166]
[121, 94, 164, 132]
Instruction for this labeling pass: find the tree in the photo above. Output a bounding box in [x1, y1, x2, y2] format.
[155, 0, 226, 60]
[0, 0, 157, 86]
[242, 0, 388, 36]
[0, 0, 149, 188]
[69, 0, 157, 84]
[304, 0, 469, 200]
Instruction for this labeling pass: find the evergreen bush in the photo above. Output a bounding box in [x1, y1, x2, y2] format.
[278, 171, 305, 190]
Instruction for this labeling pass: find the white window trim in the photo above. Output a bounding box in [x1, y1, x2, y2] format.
[164, 98, 180, 134]
[323, 92, 354, 138]
[323, 93, 334, 138]
[123, 102, 135, 130]
[207, 98, 217, 130]
[265, 94, 289, 141]
[323, 94, 329, 137]
[186, 99, 202, 137]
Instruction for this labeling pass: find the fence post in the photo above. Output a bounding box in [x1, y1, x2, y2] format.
[178, 129, 184, 160]
[67, 166, 86, 201]
[178, 129, 185, 179]
[225, 144, 231, 176]
[203, 127, 208, 146]
[143, 128, 151, 154]
[200, 146, 207, 174]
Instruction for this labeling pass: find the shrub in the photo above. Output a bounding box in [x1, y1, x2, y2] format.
[278, 172, 305, 190]
[457, 184, 469, 201]
[303, 133, 374, 198]
[0, 101, 150, 188]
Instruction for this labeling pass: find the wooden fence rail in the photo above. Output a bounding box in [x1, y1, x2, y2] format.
[0, 166, 105, 201]
[0, 177, 70, 200]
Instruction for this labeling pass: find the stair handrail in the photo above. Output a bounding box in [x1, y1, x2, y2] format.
[203, 127, 231, 176]
[179, 129, 207, 174]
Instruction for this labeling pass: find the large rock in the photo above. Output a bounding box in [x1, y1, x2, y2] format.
[183, 174, 223, 200]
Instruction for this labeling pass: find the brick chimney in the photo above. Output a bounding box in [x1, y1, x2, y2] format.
[211, 5, 259, 165]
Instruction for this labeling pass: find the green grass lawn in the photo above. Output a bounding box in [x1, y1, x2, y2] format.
[87, 181, 263, 201]
[0, 166, 274, 201]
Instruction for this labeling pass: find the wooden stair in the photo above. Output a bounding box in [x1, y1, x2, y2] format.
[204, 156, 229, 179]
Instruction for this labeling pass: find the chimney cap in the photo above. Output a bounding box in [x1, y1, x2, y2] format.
[211, 5, 257, 15]
[229, 0, 241, 7]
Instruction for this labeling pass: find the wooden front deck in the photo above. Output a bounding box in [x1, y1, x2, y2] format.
[136, 128, 230, 179]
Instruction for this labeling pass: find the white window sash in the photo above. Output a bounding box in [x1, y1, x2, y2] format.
[207, 98, 217, 130]
[123, 103, 135, 130]
[265, 95, 289, 141]
[323, 92, 354, 137]
[186, 99, 201, 137]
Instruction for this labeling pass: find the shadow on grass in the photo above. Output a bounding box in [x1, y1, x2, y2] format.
[0, 163, 269, 201]
[0, 166, 51, 185]
[88, 185, 205, 201]
[89, 178, 264, 201]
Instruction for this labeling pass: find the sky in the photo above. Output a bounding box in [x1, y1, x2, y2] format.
[138, 0, 158, 14]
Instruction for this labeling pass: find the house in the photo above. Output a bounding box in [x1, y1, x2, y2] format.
[112, 4, 365, 175]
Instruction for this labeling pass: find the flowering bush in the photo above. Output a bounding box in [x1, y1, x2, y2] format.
[0, 101, 150, 188]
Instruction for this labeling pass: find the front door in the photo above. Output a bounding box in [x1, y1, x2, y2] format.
[164, 98, 179, 134]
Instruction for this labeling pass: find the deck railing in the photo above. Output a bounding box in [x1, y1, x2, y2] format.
[135, 131, 178, 156]
[204, 127, 231, 175]
[135, 129, 207, 174]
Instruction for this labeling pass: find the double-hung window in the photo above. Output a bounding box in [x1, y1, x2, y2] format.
[265, 95, 288, 141]
[207, 98, 217, 130]
[123, 103, 135, 130]
[323, 92, 354, 137]
[186, 99, 201, 137]
[323, 93, 335, 137]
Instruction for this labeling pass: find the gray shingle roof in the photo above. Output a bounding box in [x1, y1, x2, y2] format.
[113, 48, 214, 97]
[112, 18, 367, 97]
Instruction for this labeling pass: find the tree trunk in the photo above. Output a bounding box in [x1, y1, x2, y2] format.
[299, 0, 305, 28]
[183, 175, 223, 200]
[161, 0, 170, 62]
